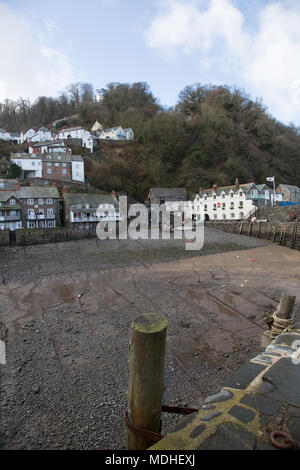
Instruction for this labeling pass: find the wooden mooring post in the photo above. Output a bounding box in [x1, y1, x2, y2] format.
[127, 313, 168, 450]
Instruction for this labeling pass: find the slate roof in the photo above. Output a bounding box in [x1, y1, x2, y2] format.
[0, 191, 17, 202]
[0, 179, 18, 190]
[199, 183, 255, 197]
[150, 188, 187, 198]
[31, 140, 65, 147]
[17, 187, 60, 199]
[63, 193, 118, 210]
[277, 184, 300, 194]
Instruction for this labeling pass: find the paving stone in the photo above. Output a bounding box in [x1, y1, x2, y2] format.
[240, 394, 281, 416]
[200, 411, 222, 422]
[271, 333, 300, 348]
[197, 422, 257, 450]
[223, 363, 267, 390]
[252, 355, 272, 364]
[263, 358, 300, 408]
[189, 425, 206, 439]
[204, 389, 233, 404]
[228, 405, 256, 423]
[286, 416, 300, 442]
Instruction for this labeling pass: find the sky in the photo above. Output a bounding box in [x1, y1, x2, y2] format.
[1, 0, 300, 126]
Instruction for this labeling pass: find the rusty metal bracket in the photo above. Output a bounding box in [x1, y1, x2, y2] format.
[125, 412, 164, 443]
[162, 404, 199, 414]
[270, 431, 300, 450]
[125, 405, 199, 444]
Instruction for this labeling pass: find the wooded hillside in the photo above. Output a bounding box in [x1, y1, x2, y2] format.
[1, 82, 299, 200]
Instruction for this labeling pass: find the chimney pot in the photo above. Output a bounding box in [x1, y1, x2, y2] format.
[235, 178, 239, 191]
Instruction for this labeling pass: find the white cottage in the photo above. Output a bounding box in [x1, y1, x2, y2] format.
[56, 126, 93, 152]
[21, 127, 54, 143]
[98, 126, 134, 141]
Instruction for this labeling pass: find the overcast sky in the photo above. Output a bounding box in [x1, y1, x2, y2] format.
[1, 0, 300, 125]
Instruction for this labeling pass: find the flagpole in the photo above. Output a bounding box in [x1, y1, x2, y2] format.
[273, 176, 275, 207]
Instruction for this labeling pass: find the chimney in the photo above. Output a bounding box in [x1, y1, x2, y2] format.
[235, 178, 239, 191]
[15, 179, 20, 191]
[212, 184, 217, 191]
[52, 181, 56, 187]
[111, 190, 117, 199]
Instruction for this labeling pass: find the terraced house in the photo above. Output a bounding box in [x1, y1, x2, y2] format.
[63, 192, 119, 231]
[0, 186, 60, 230]
[0, 191, 23, 231]
[192, 179, 272, 221]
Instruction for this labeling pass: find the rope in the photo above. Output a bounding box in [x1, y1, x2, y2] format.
[270, 311, 291, 339]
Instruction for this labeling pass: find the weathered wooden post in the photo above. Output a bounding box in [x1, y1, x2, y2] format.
[270, 293, 296, 338]
[127, 313, 168, 450]
[262, 293, 296, 346]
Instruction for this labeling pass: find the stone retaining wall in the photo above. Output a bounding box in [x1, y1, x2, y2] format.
[0, 227, 97, 246]
[206, 220, 300, 250]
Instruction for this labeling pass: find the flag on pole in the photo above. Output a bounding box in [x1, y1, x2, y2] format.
[266, 176, 274, 182]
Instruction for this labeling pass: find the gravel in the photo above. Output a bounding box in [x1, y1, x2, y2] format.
[0, 228, 270, 449]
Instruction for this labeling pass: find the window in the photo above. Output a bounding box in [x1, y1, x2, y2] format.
[239, 201, 244, 208]
[239, 191, 243, 196]
[222, 193, 225, 198]
[213, 213, 218, 219]
[10, 198, 16, 205]
[47, 208, 53, 216]
[62, 169, 67, 174]
[47, 162, 52, 166]
[47, 169, 52, 174]
[62, 163, 67, 167]
[55, 163, 59, 167]
[231, 213, 235, 218]
[213, 194, 216, 199]
[27, 199, 34, 205]
[32, 161, 35, 166]
[222, 203, 225, 209]
[46, 198, 53, 204]
[38, 199, 44, 205]
[28, 221, 35, 228]
[77, 204, 82, 209]
[85, 204, 89, 209]
[47, 221, 54, 227]
[230, 192, 234, 198]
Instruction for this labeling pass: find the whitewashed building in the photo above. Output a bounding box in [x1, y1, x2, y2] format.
[91, 121, 103, 132]
[21, 127, 54, 143]
[191, 180, 272, 221]
[98, 126, 134, 141]
[56, 126, 93, 152]
[11, 153, 43, 179]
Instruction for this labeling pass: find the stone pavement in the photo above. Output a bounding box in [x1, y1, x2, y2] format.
[150, 327, 300, 450]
